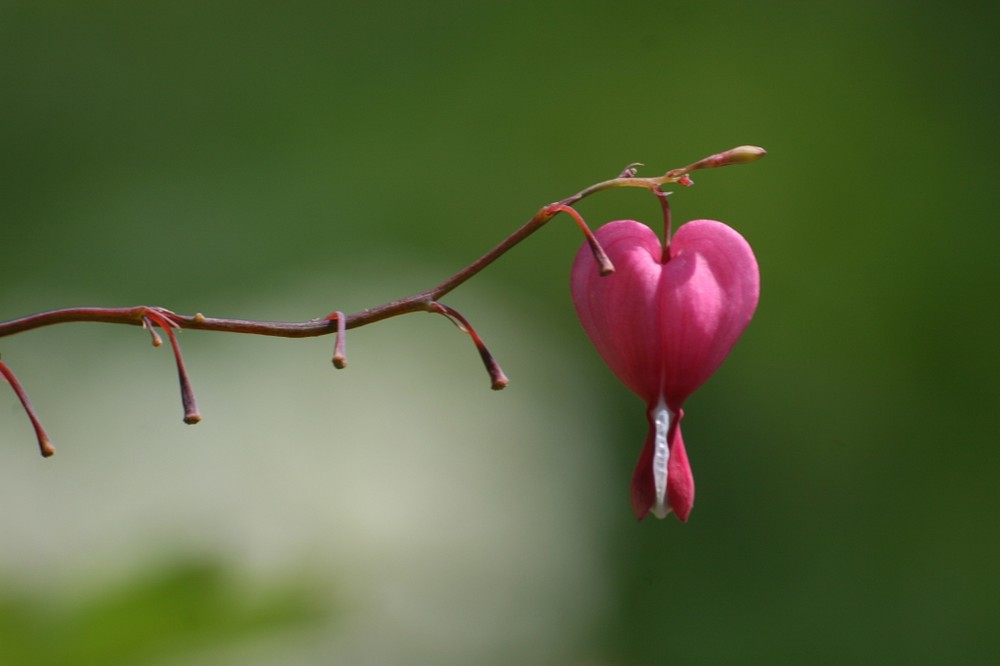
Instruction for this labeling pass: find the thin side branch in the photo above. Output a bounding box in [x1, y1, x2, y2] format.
[0, 358, 55, 457]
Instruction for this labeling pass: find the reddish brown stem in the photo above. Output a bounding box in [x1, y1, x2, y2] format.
[328, 311, 348, 369]
[429, 302, 508, 390]
[0, 180, 615, 454]
[144, 310, 200, 424]
[656, 190, 673, 261]
[0, 359, 55, 457]
[0, 150, 764, 455]
[0, 195, 618, 343]
[142, 316, 164, 347]
[545, 204, 614, 275]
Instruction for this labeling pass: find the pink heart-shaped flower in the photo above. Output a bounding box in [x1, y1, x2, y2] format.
[571, 219, 759, 521]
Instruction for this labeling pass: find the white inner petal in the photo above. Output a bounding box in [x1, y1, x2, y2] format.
[651, 399, 671, 519]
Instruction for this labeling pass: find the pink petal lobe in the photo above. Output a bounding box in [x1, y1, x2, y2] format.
[630, 431, 656, 520]
[666, 424, 694, 522]
[571, 221, 665, 402]
[659, 220, 760, 406]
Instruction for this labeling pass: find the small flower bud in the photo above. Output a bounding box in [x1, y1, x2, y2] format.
[718, 145, 767, 165]
[689, 145, 767, 171]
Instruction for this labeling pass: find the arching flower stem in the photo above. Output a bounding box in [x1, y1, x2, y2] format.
[0, 146, 765, 455]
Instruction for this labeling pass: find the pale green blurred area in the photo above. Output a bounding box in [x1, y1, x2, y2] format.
[1, 1, 998, 664]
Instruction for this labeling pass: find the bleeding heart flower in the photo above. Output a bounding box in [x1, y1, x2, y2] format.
[571, 219, 759, 521]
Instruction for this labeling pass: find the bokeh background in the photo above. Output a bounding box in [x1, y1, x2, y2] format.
[2, 1, 998, 664]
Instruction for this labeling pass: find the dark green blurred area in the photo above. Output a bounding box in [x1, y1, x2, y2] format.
[2, 1, 998, 664]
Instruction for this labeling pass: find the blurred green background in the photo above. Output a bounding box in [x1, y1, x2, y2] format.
[2, 1, 998, 664]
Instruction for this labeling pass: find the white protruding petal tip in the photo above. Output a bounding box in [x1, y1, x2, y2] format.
[650, 503, 671, 519]
[652, 399, 671, 519]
